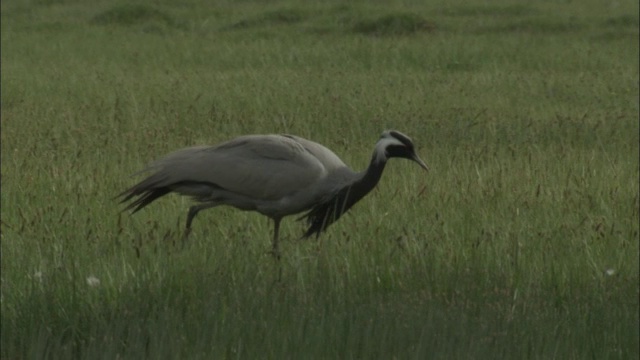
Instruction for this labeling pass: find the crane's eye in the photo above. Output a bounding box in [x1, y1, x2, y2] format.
[386, 144, 411, 158]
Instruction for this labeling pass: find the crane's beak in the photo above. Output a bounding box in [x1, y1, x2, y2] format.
[411, 153, 429, 172]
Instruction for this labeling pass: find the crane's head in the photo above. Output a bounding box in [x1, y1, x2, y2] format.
[375, 130, 429, 171]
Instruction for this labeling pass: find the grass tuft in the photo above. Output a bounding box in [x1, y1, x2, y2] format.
[225, 8, 307, 30]
[91, 4, 175, 27]
[441, 4, 537, 17]
[352, 13, 435, 36]
[479, 18, 586, 34]
[603, 14, 640, 28]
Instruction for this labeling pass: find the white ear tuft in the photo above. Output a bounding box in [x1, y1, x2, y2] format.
[373, 133, 404, 163]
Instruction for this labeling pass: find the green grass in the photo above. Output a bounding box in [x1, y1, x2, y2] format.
[2, 0, 638, 358]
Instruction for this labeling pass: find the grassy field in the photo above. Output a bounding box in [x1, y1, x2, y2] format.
[1, 0, 638, 358]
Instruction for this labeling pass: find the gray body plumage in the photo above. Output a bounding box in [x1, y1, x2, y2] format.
[118, 130, 428, 257]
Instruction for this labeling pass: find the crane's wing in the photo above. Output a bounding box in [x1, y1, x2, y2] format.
[120, 135, 331, 208]
[282, 135, 347, 173]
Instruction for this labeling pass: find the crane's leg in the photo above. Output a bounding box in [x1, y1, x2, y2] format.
[271, 218, 282, 260]
[182, 202, 219, 241]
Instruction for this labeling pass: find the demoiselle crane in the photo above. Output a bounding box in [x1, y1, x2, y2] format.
[118, 130, 428, 257]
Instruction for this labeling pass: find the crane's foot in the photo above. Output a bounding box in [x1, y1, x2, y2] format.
[267, 248, 281, 261]
[181, 227, 192, 247]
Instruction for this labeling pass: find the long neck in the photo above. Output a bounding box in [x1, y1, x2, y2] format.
[351, 152, 387, 202]
[301, 152, 388, 238]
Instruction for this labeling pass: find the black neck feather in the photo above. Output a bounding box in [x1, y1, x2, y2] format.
[301, 153, 387, 238]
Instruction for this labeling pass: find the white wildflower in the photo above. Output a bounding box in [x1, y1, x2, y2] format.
[86, 275, 100, 287]
[605, 268, 616, 276]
